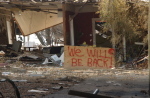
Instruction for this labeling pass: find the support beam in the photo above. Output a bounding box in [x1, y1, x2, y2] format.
[6, 20, 13, 44]
[70, 19, 74, 46]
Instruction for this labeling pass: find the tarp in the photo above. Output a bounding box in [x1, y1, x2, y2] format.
[13, 10, 63, 36]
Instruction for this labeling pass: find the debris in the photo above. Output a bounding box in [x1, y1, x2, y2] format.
[29, 74, 45, 77]
[0, 77, 21, 98]
[42, 58, 52, 64]
[111, 67, 115, 69]
[118, 65, 125, 69]
[140, 90, 148, 95]
[27, 55, 39, 59]
[0, 92, 4, 98]
[58, 76, 72, 81]
[22, 95, 35, 97]
[58, 83, 65, 85]
[24, 42, 37, 51]
[0, 50, 5, 56]
[0, 63, 7, 67]
[37, 88, 49, 91]
[52, 86, 63, 90]
[11, 41, 22, 52]
[17, 69, 27, 73]
[4, 41, 22, 57]
[106, 81, 115, 84]
[59, 52, 64, 65]
[5, 60, 14, 64]
[12, 80, 27, 82]
[93, 89, 99, 95]
[113, 83, 121, 86]
[68, 90, 114, 98]
[28, 89, 48, 93]
[42, 46, 63, 55]
[2, 72, 11, 76]
[126, 55, 148, 69]
[19, 56, 42, 61]
[50, 54, 61, 65]
[0, 79, 6, 82]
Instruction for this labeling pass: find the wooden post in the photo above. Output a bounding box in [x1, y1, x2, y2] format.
[111, 0, 115, 49]
[123, 36, 126, 61]
[62, 3, 67, 45]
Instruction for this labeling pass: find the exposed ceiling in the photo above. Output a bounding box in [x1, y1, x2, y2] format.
[0, 1, 62, 13]
[0, 0, 99, 36]
[0, 1, 64, 36]
[0, 0, 99, 11]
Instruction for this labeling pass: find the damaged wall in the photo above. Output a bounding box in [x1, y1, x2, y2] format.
[74, 12, 99, 45]
[63, 3, 75, 45]
[63, 3, 99, 46]
[0, 10, 9, 44]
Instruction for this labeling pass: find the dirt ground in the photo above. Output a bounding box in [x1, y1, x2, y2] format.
[0, 52, 149, 98]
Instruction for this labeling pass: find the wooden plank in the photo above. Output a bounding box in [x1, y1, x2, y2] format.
[64, 45, 115, 69]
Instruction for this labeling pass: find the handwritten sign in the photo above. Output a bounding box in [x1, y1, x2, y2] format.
[64, 45, 115, 69]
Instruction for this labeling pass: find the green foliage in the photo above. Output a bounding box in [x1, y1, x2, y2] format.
[97, 0, 148, 61]
[97, 0, 148, 45]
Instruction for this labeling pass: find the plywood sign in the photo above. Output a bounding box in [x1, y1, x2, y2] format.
[64, 45, 115, 69]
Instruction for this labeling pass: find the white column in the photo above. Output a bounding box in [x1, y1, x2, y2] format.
[70, 19, 74, 46]
[6, 20, 13, 44]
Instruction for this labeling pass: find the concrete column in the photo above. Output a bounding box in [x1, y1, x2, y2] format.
[6, 20, 13, 44]
[70, 19, 74, 46]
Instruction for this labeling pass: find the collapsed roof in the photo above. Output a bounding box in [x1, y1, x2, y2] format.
[0, 0, 99, 35]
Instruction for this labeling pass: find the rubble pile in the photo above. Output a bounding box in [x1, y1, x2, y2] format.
[125, 55, 148, 69]
[0, 46, 149, 97]
[0, 51, 101, 97]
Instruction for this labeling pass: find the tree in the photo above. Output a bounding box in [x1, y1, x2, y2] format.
[97, 0, 148, 63]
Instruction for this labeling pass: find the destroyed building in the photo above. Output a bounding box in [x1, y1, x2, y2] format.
[0, 0, 149, 98]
